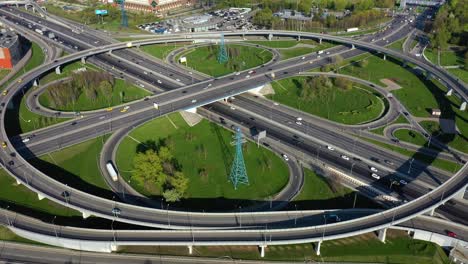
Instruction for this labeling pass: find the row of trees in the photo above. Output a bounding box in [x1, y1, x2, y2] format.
[255, 7, 387, 30]
[46, 71, 115, 109]
[300, 75, 353, 99]
[429, 0, 467, 49]
[132, 145, 189, 202]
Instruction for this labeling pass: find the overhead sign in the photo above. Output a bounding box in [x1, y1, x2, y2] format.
[95, 10, 108, 15]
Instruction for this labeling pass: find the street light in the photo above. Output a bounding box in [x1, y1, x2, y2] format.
[3, 206, 11, 226]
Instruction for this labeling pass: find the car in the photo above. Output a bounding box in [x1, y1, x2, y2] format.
[191, 99, 197, 103]
[245, 75, 250, 78]
[61, 191, 70, 198]
[371, 173, 380, 179]
[327, 214, 341, 223]
[384, 160, 394, 165]
[1, 141, 6, 148]
[22, 138, 30, 143]
[326, 52, 330, 55]
[341, 155, 350, 161]
[123, 106, 130, 110]
[273, 102, 279, 106]
[176, 78, 181, 82]
[391, 138, 400, 143]
[235, 72, 241, 76]
[403, 111, 409, 116]
[400, 179, 408, 185]
[2, 90, 8, 96]
[370, 166, 378, 172]
[327, 145, 335, 151]
[446, 231, 457, 238]
[71, 121, 77, 125]
[120, 108, 128, 113]
[282, 154, 289, 161]
[106, 107, 113, 112]
[112, 207, 121, 216]
[248, 70, 256, 74]
[157, 80, 162, 84]
[230, 106, 236, 110]
[8, 160, 14, 166]
[301, 56, 306, 60]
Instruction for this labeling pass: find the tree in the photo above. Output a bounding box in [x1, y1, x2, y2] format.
[169, 171, 189, 195]
[158, 146, 173, 162]
[99, 80, 113, 99]
[358, 59, 368, 68]
[163, 189, 182, 202]
[132, 150, 167, 189]
[334, 77, 352, 90]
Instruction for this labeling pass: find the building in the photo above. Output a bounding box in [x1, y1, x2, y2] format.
[431, 108, 441, 116]
[0, 28, 28, 69]
[274, 10, 313, 21]
[103, 0, 195, 13]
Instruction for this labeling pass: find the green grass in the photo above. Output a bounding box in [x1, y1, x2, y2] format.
[39, 78, 151, 111]
[371, 115, 409, 135]
[267, 77, 385, 125]
[0, 226, 43, 245]
[394, 129, 429, 147]
[387, 38, 405, 51]
[28, 136, 115, 199]
[294, 169, 378, 209]
[141, 43, 188, 60]
[420, 120, 468, 154]
[39, 60, 99, 85]
[0, 69, 10, 81]
[279, 42, 336, 60]
[116, 113, 289, 209]
[246, 39, 318, 48]
[447, 67, 468, 83]
[176, 44, 273, 77]
[359, 137, 462, 173]
[424, 47, 466, 66]
[120, 231, 449, 264]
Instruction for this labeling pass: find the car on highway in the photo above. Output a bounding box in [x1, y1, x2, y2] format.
[341, 155, 350, 161]
[106, 107, 113, 112]
[371, 173, 380, 179]
[282, 154, 289, 161]
[327, 145, 335, 151]
[446, 231, 457, 238]
[248, 70, 256, 74]
[384, 160, 394, 165]
[235, 72, 241, 76]
[245, 75, 251, 78]
[370, 166, 378, 172]
[22, 137, 30, 143]
[295, 121, 302, 125]
[327, 214, 341, 223]
[230, 106, 236, 110]
[1, 141, 6, 148]
[191, 99, 197, 103]
[157, 80, 162, 84]
[301, 56, 306, 60]
[112, 207, 121, 216]
[120, 107, 128, 113]
[400, 179, 408, 185]
[2, 89, 8, 96]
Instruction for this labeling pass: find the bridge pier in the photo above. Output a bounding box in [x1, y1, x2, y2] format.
[351, 44, 355, 49]
[446, 89, 453, 96]
[425, 72, 432, 80]
[455, 185, 466, 199]
[259, 245, 266, 257]
[107, 50, 112, 55]
[32, 7, 36, 13]
[55, 66, 61, 75]
[81, 57, 86, 64]
[15, 179, 22, 185]
[33, 79, 38, 87]
[378, 228, 387, 243]
[319, 38, 322, 44]
[110, 243, 118, 252]
[315, 241, 322, 255]
[383, 54, 386, 60]
[188, 245, 193, 254]
[37, 193, 45, 201]
[297, 35, 301, 41]
[460, 102, 466, 111]
[427, 208, 435, 216]
[81, 211, 91, 219]
[268, 33, 273, 41]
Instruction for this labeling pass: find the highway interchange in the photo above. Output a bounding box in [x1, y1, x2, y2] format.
[0, 2, 467, 259]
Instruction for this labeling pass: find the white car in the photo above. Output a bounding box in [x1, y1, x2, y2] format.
[370, 166, 378, 172]
[326, 52, 330, 55]
[282, 154, 289, 161]
[22, 138, 30, 143]
[296, 117, 302, 121]
[245, 75, 250, 78]
[157, 80, 162, 84]
[400, 179, 408, 185]
[248, 70, 254, 74]
[341, 155, 350, 161]
[295, 121, 302, 125]
[301, 56, 306, 60]
[230, 106, 236, 110]
[176, 79, 181, 82]
[327, 145, 335, 151]
[235, 72, 241, 76]
[371, 173, 380, 179]
[191, 99, 197, 103]
[123, 106, 130, 110]
[273, 102, 279, 106]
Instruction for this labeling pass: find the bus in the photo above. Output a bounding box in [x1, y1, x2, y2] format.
[106, 161, 118, 181]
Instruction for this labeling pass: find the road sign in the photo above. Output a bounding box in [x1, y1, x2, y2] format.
[95, 10, 108, 15]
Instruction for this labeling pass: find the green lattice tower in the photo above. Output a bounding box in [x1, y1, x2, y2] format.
[119, 0, 128, 28]
[229, 127, 249, 190]
[217, 33, 228, 64]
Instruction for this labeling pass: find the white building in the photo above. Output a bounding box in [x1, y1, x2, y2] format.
[103, 0, 194, 13]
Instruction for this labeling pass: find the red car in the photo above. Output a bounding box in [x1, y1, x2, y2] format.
[447, 231, 457, 238]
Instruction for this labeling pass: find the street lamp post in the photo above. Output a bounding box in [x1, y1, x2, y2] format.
[3, 206, 11, 226]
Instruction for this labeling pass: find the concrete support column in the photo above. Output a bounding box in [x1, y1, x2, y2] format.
[107, 50, 112, 55]
[378, 228, 387, 243]
[319, 38, 322, 44]
[33, 79, 38, 87]
[426, 72, 432, 80]
[298, 35, 301, 41]
[315, 241, 322, 255]
[55, 66, 61, 75]
[110, 243, 118, 252]
[455, 185, 466, 199]
[259, 245, 266, 258]
[446, 89, 453, 96]
[460, 102, 466, 111]
[82, 211, 91, 219]
[24, 5, 28, 10]
[383, 54, 386, 60]
[81, 57, 86, 64]
[268, 33, 273, 41]
[351, 44, 355, 49]
[32, 7, 36, 13]
[37, 193, 45, 200]
[188, 245, 193, 255]
[16, 179, 22, 185]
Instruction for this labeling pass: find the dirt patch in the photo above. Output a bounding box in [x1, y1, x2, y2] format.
[380, 78, 402, 91]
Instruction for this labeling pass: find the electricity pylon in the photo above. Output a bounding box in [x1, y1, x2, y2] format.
[217, 33, 228, 64]
[229, 127, 249, 190]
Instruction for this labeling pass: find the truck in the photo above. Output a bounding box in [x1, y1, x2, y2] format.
[346, 27, 359, 32]
[106, 161, 118, 181]
[317, 50, 324, 55]
[47, 32, 55, 39]
[34, 28, 44, 35]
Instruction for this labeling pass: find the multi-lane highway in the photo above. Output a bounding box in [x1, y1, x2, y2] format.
[0, 4, 466, 253]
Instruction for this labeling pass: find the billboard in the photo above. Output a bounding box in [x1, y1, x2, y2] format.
[95, 10, 108, 15]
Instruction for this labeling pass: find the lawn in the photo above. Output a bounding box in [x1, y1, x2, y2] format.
[420, 120, 468, 154]
[424, 47, 466, 66]
[141, 43, 189, 60]
[0, 69, 10, 81]
[28, 136, 115, 199]
[293, 169, 378, 209]
[267, 77, 385, 125]
[176, 44, 273, 77]
[359, 137, 462, 173]
[387, 38, 405, 51]
[371, 115, 409, 135]
[115, 113, 289, 209]
[39, 78, 151, 111]
[448, 67, 468, 83]
[394, 129, 429, 147]
[39, 60, 100, 85]
[120, 231, 449, 264]
[246, 39, 318, 48]
[279, 42, 336, 60]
